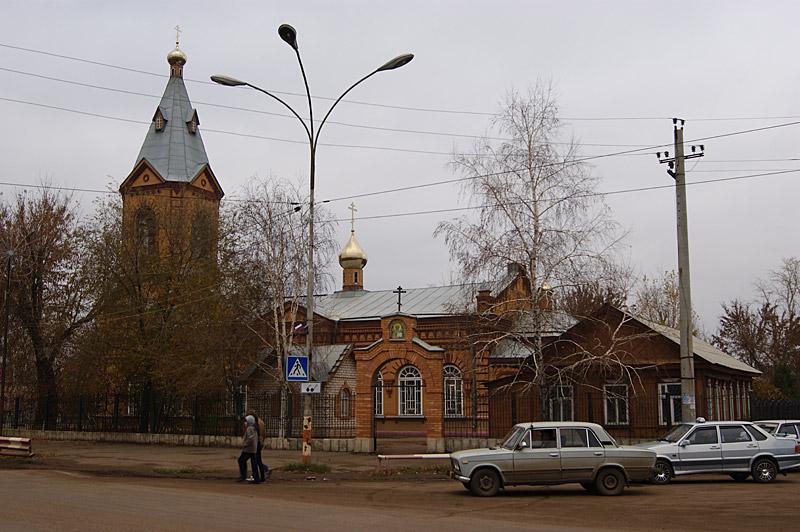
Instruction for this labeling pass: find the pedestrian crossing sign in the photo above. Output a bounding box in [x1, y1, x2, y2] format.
[286, 355, 309, 382]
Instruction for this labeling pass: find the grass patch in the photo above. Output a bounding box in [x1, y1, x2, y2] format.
[281, 462, 331, 474]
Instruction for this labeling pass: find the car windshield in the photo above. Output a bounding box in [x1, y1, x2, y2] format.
[661, 424, 693, 442]
[500, 427, 525, 450]
[756, 423, 778, 434]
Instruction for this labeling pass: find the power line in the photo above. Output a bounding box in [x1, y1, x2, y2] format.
[4, 41, 800, 122]
[0, 66, 667, 148]
[333, 168, 800, 223]
[322, 120, 800, 203]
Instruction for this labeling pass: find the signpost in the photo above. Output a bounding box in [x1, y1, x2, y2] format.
[286, 355, 309, 382]
[301, 382, 321, 394]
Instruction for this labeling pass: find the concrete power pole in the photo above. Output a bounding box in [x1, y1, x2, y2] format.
[658, 119, 704, 422]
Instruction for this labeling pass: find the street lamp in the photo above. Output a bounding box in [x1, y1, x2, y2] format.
[212, 24, 412, 464]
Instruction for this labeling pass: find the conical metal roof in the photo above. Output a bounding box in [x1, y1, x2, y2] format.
[135, 48, 208, 183]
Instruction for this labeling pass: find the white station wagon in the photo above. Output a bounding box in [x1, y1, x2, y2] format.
[450, 422, 656, 497]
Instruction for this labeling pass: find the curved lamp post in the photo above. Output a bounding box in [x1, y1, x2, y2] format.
[213, 24, 412, 463]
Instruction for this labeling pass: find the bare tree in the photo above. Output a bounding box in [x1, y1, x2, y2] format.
[435, 83, 627, 403]
[633, 270, 701, 334]
[222, 177, 336, 437]
[714, 257, 800, 398]
[0, 190, 96, 426]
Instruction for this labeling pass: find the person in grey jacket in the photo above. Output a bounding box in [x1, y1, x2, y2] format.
[236, 415, 261, 483]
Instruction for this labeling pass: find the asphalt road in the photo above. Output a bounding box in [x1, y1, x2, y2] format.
[1, 469, 799, 531]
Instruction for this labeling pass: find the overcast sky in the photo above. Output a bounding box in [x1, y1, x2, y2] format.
[2, 1, 798, 332]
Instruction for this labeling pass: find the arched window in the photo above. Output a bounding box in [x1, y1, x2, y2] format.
[443, 365, 463, 417]
[339, 388, 351, 419]
[398, 365, 422, 416]
[374, 371, 384, 416]
[135, 207, 157, 254]
[191, 212, 211, 259]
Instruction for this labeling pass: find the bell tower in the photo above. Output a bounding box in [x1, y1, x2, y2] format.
[339, 203, 367, 291]
[118, 34, 223, 259]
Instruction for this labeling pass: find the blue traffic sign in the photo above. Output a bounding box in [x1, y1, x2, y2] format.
[286, 355, 309, 382]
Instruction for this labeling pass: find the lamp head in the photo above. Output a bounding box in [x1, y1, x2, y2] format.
[210, 75, 247, 87]
[376, 53, 414, 72]
[278, 24, 298, 50]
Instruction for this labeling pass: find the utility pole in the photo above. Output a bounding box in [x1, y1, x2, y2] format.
[658, 119, 704, 422]
[0, 250, 13, 433]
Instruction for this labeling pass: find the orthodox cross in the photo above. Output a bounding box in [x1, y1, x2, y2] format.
[174, 25, 182, 47]
[348, 202, 357, 233]
[393, 285, 407, 313]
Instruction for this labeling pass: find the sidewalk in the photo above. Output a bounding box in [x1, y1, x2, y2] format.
[0, 440, 451, 481]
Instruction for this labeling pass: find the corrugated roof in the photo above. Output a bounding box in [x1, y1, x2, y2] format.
[136, 73, 209, 183]
[633, 314, 761, 375]
[313, 273, 518, 321]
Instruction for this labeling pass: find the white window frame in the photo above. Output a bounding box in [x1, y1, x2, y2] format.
[374, 372, 384, 417]
[398, 365, 422, 416]
[443, 365, 463, 417]
[548, 385, 574, 421]
[603, 384, 629, 426]
[658, 382, 682, 426]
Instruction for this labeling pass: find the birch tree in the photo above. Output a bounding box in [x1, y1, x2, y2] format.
[222, 177, 335, 436]
[435, 84, 626, 396]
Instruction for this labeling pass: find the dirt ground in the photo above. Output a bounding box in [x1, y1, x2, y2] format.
[2, 440, 800, 531]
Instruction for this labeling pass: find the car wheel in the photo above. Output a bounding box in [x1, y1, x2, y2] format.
[580, 481, 596, 492]
[469, 468, 501, 497]
[751, 458, 778, 483]
[594, 468, 625, 496]
[729, 473, 749, 482]
[652, 459, 673, 485]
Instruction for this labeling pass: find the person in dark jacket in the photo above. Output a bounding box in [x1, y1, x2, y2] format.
[236, 415, 261, 483]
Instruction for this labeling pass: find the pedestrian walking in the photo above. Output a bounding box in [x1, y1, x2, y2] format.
[247, 410, 270, 482]
[236, 415, 261, 483]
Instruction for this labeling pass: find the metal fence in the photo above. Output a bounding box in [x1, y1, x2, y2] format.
[2, 391, 355, 439]
[750, 398, 800, 420]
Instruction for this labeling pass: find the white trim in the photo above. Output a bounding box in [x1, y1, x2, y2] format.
[603, 384, 629, 426]
[443, 365, 463, 417]
[658, 382, 682, 426]
[398, 365, 422, 416]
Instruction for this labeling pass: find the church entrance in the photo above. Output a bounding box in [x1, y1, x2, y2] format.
[372, 382, 429, 454]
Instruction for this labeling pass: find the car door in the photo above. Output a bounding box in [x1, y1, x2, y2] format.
[677, 425, 722, 473]
[720, 425, 759, 472]
[512, 428, 561, 483]
[558, 427, 605, 482]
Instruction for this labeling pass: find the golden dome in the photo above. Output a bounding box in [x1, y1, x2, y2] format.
[339, 232, 367, 269]
[167, 46, 187, 65]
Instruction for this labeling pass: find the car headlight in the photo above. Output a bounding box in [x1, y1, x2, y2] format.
[452, 458, 461, 472]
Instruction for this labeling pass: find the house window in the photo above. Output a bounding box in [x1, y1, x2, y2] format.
[187, 119, 197, 134]
[658, 383, 682, 426]
[443, 365, 463, 417]
[339, 388, 351, 418]
[135, 207, 157, 254]
[374, 372, 383, 416]
[155, 114, 165, 131]
[604, 384, 629, 426]
[548, 385, 573, 421]
[398, 365, 422, 416]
